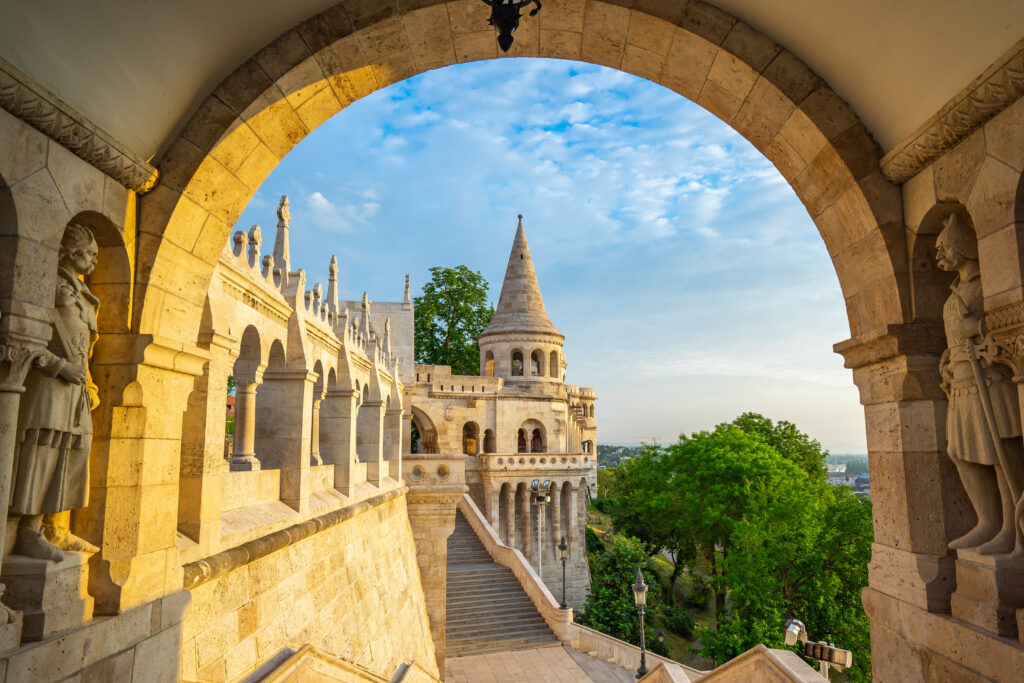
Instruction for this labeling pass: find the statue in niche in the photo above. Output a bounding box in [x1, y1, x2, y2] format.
[937, 214, 1024, 555]
[10, 223, 101, 561]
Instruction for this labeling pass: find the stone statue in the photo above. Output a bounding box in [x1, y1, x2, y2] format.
[937, 214, 1024, 554]
[277, 195, 290, 226]
[10, 223, 101, 561]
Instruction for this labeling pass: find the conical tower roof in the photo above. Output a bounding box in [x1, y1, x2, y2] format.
[480, 215, 563, 339]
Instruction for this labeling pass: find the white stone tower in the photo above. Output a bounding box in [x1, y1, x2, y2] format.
[478, 215, 565, 383]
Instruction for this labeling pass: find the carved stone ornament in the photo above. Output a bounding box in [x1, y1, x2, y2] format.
[0, 341, 50, 393]
[0, 57, 157, 193]
[881, 39, 1024, 184]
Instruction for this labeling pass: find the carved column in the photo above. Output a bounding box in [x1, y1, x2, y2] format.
[358, 399, 385, 487]
[551, 482, 562, 559]
[310, 389, 325, 466]
[0, 341, 43, 648]
[230, 362, 264, 471]
[503, 484, 515, 547]
[384, 405, 403, 482]
[320, 388, 357, 496]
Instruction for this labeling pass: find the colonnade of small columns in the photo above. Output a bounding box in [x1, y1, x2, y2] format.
[486, 479, 587, 572]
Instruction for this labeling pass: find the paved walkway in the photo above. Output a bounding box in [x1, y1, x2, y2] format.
[445, 645, 636, 683]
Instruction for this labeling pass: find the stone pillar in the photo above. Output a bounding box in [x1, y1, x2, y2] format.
[0, 341, 44, 649]
[178, 332, 234, 556]
[486, 483, 499, 526]
[567, 485, 580, 555]
[519, 487, 532, 564]
[384, 405, 403, 482]
[358, 399, 385, 487]
[404, 455, 467, 674]
[835, 325, 961, 616]
[320, 388, 357, 496]
[254, 369, 315, 513]
[82, 350, 203, 614]
[230, 364, 263, 471]
[503, 485, 515, 547]
[551, 483, 562, 558]
[310, 391, 325, 466]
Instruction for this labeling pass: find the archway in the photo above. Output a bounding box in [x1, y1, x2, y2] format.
[127, 3, 928, 676]
[137, 0, 907, 357]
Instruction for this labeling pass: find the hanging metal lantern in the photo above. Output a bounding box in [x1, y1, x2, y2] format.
[482, 0, 542, 52]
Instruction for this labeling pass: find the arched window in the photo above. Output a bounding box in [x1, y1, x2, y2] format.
[550, 350, 559, 378]
[484, 350, 495, 377]
[463, 422, 479, 455]
[484, 429, 496, 453]
[531, 428, 544, 453]
[511, 350, 524, 376]
[531, 349, 543, 376]
[518, 428, 527, 453]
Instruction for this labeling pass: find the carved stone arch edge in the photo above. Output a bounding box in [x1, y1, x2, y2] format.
[0, 56, 158, 194]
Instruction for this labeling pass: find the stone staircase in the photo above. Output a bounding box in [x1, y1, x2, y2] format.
[446, 510, 559, 657]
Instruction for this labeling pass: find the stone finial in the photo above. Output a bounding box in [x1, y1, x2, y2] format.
[247, 224, 262, 266]
[273, 195, 291, 273]
[326, 255, 339, 314]
[383, 316, 392, 356]
[404, 274, 410, 303]
[360, 292, 372, 337]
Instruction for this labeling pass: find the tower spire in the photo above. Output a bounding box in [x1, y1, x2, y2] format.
[480, 214, 562, 339]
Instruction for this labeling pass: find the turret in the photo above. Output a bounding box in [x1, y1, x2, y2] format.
[478, 215, 565, 382]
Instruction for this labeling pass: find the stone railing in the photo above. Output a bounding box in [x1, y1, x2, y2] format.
[475, 452, 595, 471]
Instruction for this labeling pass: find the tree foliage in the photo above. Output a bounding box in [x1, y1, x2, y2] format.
[413, 266, 494, 376]
[577, 535, 668, 655]
[596, 414, 872, 681]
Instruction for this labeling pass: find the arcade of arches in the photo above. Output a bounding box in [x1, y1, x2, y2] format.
[0, 0, 1023, 680]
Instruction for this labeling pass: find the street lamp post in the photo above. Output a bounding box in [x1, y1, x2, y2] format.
[632, 568, 649, 678]
[558, 536, 569, 609]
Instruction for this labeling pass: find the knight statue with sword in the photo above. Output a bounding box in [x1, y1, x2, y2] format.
[937, 212, 1024, 555]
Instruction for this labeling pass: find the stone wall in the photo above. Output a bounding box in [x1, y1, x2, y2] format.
[180, 489, 436, 682]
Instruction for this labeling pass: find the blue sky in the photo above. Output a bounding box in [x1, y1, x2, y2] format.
[234, 58, 867, 453]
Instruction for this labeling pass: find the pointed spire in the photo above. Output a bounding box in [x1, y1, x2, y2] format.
[326, 255, 339, 314]
[383, 316, 392, 356]
[480, 214, 562, 339]
[273, 195, 291, 273]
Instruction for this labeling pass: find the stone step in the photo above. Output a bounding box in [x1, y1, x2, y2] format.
[446, 637, 560, 657]
[447, 622, 555, 643]
[445, 508, 558, 658]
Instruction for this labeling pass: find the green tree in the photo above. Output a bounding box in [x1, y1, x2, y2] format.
[577, 535, 667, 655]
[731, 412, 828, 480]
[413, 265, 494, 376]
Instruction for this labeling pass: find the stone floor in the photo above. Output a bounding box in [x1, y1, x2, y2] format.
[445, 645, 636, 683]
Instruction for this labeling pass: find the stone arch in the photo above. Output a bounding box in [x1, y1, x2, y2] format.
[522, 418, 546, 453]
[560, 480, 573, 552]
[483, 428, 496, 454]
[462, 421, 479, 455]
[483, 350, 494, 377]
[909, 203, 967, 323]
[549, 350, 559, 379]
[138, 0, 907, 355]
[510, 348, 525, 377]
[409, 405, 438, 455]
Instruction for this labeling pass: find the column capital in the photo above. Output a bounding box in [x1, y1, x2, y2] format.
[834, 322, 946, 370]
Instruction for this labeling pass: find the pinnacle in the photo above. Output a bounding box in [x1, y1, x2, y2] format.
[480, 215, 562, 339]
